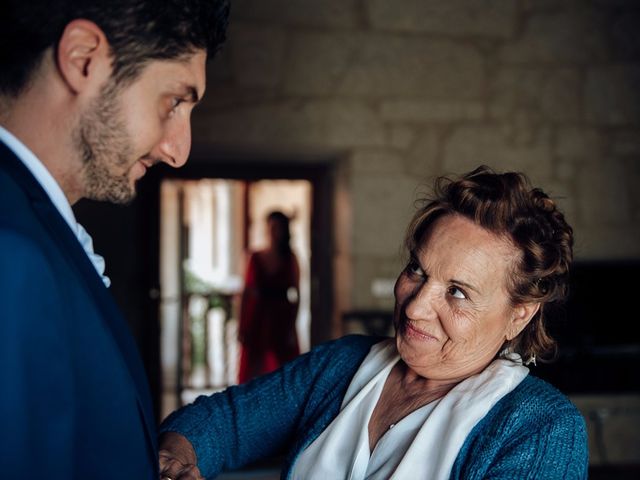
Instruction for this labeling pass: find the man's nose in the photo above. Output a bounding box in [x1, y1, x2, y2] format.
[154, 117, 192, 168]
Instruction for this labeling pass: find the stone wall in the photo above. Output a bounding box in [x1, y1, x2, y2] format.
[192, 0, 640, 314]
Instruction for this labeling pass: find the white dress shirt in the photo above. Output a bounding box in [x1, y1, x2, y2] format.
[0, 125, 111, 287]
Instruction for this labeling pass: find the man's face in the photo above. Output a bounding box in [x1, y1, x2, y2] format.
[74, 50, 207, 203]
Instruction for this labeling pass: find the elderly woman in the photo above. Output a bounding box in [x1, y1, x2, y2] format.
[159, 166, 588, 480]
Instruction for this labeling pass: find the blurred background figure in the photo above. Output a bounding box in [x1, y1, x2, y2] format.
[238, 211, 300, 383]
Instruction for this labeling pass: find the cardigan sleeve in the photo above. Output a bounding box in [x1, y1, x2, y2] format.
[159, 334, 380, 478]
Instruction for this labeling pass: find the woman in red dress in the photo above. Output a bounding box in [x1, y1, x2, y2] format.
[238, 211, 300, 383]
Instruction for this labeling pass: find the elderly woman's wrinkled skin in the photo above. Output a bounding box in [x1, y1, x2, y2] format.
[393, 214, 539, 385]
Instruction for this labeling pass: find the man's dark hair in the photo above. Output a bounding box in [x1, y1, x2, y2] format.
[0, 0, 230, 96]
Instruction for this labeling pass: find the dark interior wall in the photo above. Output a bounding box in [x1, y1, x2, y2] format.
[534, 260, 640, 394]
[73, 175, 161, 422]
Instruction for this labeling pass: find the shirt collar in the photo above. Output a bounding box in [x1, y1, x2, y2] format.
[0, 125, 111, 287]
[0, 125, 78, 230]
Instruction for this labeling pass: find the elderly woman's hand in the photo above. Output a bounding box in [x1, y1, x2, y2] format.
[159, 432, 203, 480]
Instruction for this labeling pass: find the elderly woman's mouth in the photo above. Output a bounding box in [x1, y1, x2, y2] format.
[405, 321, 438, 341]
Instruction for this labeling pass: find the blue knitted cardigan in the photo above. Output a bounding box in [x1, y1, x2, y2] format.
[160, 335, 588, 479]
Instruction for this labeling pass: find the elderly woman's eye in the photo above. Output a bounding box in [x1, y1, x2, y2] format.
[448, 286, 466, 299]
[406, 261, 423, 277]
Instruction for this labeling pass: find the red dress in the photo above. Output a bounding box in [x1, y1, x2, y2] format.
[238, 251, 300, 383]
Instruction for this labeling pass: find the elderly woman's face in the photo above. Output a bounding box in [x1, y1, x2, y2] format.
[394, 214, 530, 382]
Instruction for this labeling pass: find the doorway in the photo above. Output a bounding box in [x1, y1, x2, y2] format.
[157, 161, 333, 421]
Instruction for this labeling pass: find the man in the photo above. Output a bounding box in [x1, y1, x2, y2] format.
[0, 1, 229, 478]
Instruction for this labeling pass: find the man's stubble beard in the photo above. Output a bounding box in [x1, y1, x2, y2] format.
[74, 81, 138, 205]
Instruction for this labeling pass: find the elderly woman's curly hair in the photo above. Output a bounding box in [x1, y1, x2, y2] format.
[405, 165, 574, 363]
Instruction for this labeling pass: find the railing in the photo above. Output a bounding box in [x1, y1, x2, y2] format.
[178, 291, 239, 405]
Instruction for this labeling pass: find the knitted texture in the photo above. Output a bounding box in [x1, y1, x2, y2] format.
[160, 335, 588, 479]
[451, 375, 588, 479]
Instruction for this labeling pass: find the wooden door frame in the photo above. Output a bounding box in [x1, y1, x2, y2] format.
[150, 152, 337, 347]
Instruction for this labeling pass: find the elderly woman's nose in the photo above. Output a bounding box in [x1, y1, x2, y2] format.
[405, 283, 439, 319]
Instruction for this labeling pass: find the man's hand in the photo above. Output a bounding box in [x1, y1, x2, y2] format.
[159, 432, 203, 480]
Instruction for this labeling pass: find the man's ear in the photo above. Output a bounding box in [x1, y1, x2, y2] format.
[56, 19, 111, 94]
[506, 302, 540, 341]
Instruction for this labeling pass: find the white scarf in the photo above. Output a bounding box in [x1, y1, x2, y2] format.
[291, 339, 528, 480]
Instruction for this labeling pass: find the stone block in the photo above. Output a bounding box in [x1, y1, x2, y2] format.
[192, 102, 324, 148]
[350, 150, 405, 174]
[442, 124, 554, 180]
[193, 100, 386, 149]
[282, 32, 359, 96]
[576, 161, 631, 227]
[351, 174, 421, 256]
[489, 67, 582, 122]
[366, 0, 517, 38]
[230, 0, 359, 28]
[404, 129, 440, 177]
[555, 157, 578, 183]
[388, 125, 417, 150]
[586, 66, 640, 126]
[521, 0, 585, 12]
[323, 101, 387, 148]
[554, 126, 606, 159]
[198, 83, 278, 111]
[380, 100, 484, 123]
[573, 225, 640, 259]
[499, 11, 608, 64]
[228, 25, 286, 88]
[286, 33, 484, 99]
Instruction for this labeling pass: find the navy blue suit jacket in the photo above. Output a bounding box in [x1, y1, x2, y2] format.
[0, 141, 158, 478]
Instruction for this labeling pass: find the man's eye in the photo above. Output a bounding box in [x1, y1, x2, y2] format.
[171, 97, 185, 111]
[448, 286, 466, 300]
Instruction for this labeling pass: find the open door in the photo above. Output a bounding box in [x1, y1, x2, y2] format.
[156, 161, 334, 420]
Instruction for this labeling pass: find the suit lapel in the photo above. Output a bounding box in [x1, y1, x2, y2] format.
[0, 142, 158, 455]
